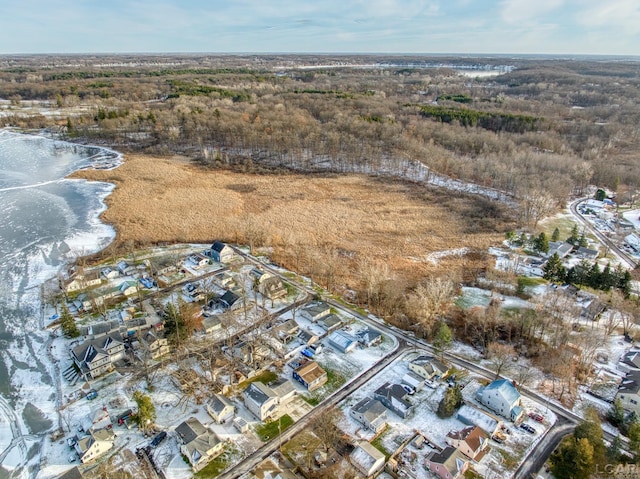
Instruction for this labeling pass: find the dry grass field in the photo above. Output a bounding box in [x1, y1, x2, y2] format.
[72, 155, 510, 294]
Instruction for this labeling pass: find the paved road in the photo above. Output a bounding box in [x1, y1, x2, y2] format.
[569, 197, 638, 269]
[514, 420, 574, 479]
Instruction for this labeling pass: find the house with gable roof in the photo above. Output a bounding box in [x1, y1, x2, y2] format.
[616, 370, 640, 414]
[374, 382, 413, 419]
[243, 378, 296, 421]
[350, 397, 387, 433]
[71, 333, 125, 380]
[476, 379, 523, 421]
[176, 417, 224, 472]
[425, 446, 469, 479]
[445, 426, 489, 460]
[206, 394, 235, 424]
[456, 404, 503, 437]
[211, 241, 235, 263]
[74, 428, 114, 463]
[350, 441, 386, 478]
[292, 361, 327, 392]
[409, 355, 449, 380]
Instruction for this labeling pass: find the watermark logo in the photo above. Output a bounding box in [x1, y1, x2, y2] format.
[595, 464, 640, 478]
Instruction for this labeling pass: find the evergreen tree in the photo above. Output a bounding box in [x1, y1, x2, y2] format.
[600, 263, 614, 291]
[574, 408, 606, 466]
[628, 422, 640, 459]
[551, 227, 560, 242]
[607, 398, 625, 429]
[60, 304, 80, 338]
[436, 385, 463, 418]
[133, 391, 156, 432]
[543, 253, 566, 283]
[534, 232, 549, 253]
[433, 322, 453, 359]
[578, 233, 588, 248]
[587, 263, 602, 289]
[550, 437, 595, 479]
[606, 435, 621, 462]
[568, 224, 579, 245]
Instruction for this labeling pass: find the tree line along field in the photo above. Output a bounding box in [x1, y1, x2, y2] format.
[1, 54, 640, 209]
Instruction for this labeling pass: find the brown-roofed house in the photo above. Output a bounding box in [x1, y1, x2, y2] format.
[293, 361, 327, 392]
[445, 426, 489, 460]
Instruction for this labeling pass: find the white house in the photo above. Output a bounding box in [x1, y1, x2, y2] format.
[176, 417, 224, 472]
[243, 379, 296, 421]
[350, 398, 387, 433]
[211, 241, 235, 263]
[409, 355, 449, 380]
[74, 429, 114, 463]
[446, 426, 489, 460]
[206, 394, 235, 424]
[350, 441, 386, 478]
[475, 379, 523, 421]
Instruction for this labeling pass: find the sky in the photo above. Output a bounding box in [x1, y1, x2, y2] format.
[0, 0, 639, 56]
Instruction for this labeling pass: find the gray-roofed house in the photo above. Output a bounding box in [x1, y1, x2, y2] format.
[616, 370, 640, 414]
[350, 441, 386, 478]
[350, 398, 387, 433]
[409, 355, 449, 380]
[202, 316, 222, 334]
[219, 290, 241, 310]
[318, 314, 342, 333]
[401, 372, 425, 392]
[328, 330, 358, 353]
[270, 378, 296, 403]
[301, 302, 331, 322]
[64, 269, 103, 293]
[374, 382, 413, 419]
[74, 428, 114, 463]
[357, 327, 383, 347]
[259, 276, 287, 300]
[576, 247, 599, 260]
[116, 261, 136, 276]
[476, 379, 523, 421]
[57, 466, 84, 479]
[139, 330, 169, 360]
[206, 394, 235, 423]
[211, 241, 235, 263]
[71, 333, 125, 380]
[546, 242, 573, 259]
[425, 446, 469, 479]
[244, 383, 277, 421]
[176, 417, 224, 472]
[118, 280, 139, 297]
[619, 350, 640, 374]
[188, 253, 210, 269]
[273, 319, 299, 344]
[456, 404, 503, 437]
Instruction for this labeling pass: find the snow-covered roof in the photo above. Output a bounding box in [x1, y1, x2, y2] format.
[328, 330, 357, 350]
[350, 441, 385, 474]
[457, 404, 501, 435]
[480, 379, 520, 405]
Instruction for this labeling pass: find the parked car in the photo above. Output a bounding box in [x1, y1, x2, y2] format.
[401, 384, 416, 395]
[85, 389, 98, 401]
[150, 431, 167, 447]
[424, 379, 437, 389]
[491, 434, 504, 444]
[117, 409, 133, 425]
[68, 454, 77, 463]
[528, 412, 544, 422]
[520, 423, 536, 434]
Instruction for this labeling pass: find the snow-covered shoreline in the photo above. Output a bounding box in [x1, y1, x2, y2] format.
[0, 129, 122, 478]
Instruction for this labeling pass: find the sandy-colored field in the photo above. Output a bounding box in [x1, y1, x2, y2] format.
[73, 154, 507, 288]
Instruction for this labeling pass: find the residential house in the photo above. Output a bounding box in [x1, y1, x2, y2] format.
[476, 379, 523, 421]
[189, 253, 210, 269]
[616, 370, 640, 414]
[350, 441, 386, 478]
[272, 319, 299, 344]
[88, 406, 112, 432]
[243, 379, 296, 421]
[328, 330, 358, 353]
[176, 417, 224, 472]
[445, 426, 489, 460]
[139, 330, 169, 360]
[301, 302, 331, 322]
[318, 314, 342, 333]
[576, 247, 599, 260]
[118, 280, 139, 297]
[149, 255, 179, 276]
[219, 290, 241, 310]
[374, 382, 413, 419]
[425, 446, 469, 479]
[401, 372, 424, 392]
[456, 404, 503, 437]
[74, 428, 114, 463]
[101, 268, 119, 280]
[546, 242, 573, 259]
[409, 355, 449, 380]
[252, 459, 298, 479]
[259, 276, 287, 300]
[292, 361, 327, 392]
[71, 333, 125, 380]
[206, 394, 235, 424]
[211, 241, 235, 263]
[357, 327, 383, 347]
[88, 320, 120, 338]
[350, 398, 387, 433]
[64, 269, 102, 293]
[216, 271, 236, 288]
[298, 328, 321, 346]
[202, 316, 222, 334]
[619, 350, 640, 374]
[116, 261, 136, 276]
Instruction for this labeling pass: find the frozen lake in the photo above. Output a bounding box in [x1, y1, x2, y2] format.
[0, 129, 120, 477]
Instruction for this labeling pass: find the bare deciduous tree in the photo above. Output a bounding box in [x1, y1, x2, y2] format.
[406, 277, 456, 338]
